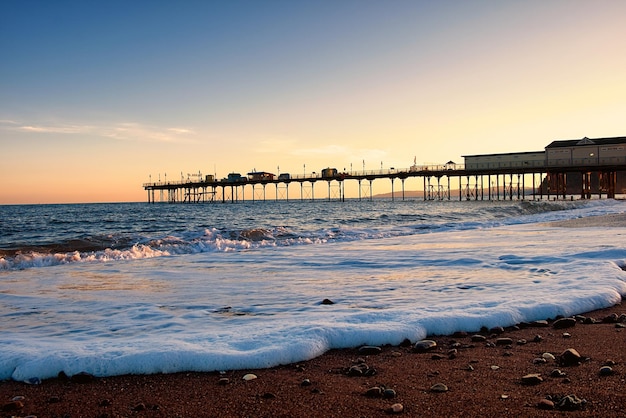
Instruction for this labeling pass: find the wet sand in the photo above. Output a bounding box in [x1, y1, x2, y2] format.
[2, 302, 626, 417]
[545, 212, 626, 228]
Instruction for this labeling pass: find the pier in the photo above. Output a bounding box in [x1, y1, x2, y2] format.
[142, 136, 626, 203]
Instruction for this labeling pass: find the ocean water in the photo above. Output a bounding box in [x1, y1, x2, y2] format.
[1, 199, 625, 382]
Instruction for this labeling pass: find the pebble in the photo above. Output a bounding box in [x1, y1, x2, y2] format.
[1, 400, 24, 412]
[533, 357, 547, 364]
[388, 403, 404, 413]
[599, 366, 614, 376]
[358, 345, 382, 355]
[495, 337, 513, 346]
[242, 373, 257, 381]
[553, 317, 577, 329]
[71, 371, 95, 384]
[490, 365, 500, 370]
[542, 352, 556, 361]
[521, 373, 543, 385]
[382, 388, 397, 399]
[470, 334, 487, 342]
[602, 313, 619, 323]
[430, 383, 448, 392]
[537, 399, 555, 410]
[320, 298, 334, 305]
[556, 394, 586, 411]
[413, 339, 437, 353]
[550, 369, 567, 378]
[531, 320, 549, 327]
[301, 378, 312, 386]
[559, 348, 582, 366]
[347, 363, 376, 377]
[365, 386, 382, 397]
[218, 377, 230, 385]
[489, 326, 505, 334]
[562, 332, 572, 338]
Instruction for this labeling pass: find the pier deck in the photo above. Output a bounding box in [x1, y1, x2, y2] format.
[143, 162, 623, 203]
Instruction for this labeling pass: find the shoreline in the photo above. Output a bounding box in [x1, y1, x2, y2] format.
[544, 212, 626, 228]
[3, 302, 626, 417]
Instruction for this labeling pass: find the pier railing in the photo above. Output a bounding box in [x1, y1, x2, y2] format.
[142, 164, 465, 187]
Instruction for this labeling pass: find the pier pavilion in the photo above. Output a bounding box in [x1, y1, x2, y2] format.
[143, 136, 626, 203]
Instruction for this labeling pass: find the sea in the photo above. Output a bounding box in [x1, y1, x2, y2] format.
[1, 198, 625, 383]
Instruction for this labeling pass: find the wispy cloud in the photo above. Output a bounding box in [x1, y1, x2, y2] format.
[101, 122, 197, 143]
[0, 119, 197, 143]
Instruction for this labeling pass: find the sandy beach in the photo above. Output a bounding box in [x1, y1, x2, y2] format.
[3, 212, 626, 417]
[545, 212, 626, 228]
[1, 301, 625, 418]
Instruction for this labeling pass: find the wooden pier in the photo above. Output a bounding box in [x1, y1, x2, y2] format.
[143, 136, 626, 203]
[142, 163, 622, 203]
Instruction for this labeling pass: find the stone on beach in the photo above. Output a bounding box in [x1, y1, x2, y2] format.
[388, 403, 404, 413]
[412, 339, 437, 353]
[599, 366, 614, 376]
[358, 345, 382, 355]
[558, 348, 583, 366]
[553, 317, 577, 329]
[555, 394, 586, 411]
[521, 373, 543, 385]
[537, 398, 555, 410]
[430, 383, 448, 392]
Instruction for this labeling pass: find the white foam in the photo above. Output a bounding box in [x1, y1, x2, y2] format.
[2, 201, 626, 382]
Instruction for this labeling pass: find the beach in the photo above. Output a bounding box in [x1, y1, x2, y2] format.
[2, 302, 626, 417]
[0, 203, 626, 418]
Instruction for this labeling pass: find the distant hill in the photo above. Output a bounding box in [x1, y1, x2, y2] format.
[372, 190, 424, 199]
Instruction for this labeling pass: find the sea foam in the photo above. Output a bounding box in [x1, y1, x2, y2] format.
[2, 201, 625, 382]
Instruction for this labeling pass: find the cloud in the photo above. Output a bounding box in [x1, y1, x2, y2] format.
[18, 124, 94, 134]
[101, 122, 197, 143]
[0, 119, 197, 143]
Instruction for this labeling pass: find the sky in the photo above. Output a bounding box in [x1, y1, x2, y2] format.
[1, 0, 626, 204]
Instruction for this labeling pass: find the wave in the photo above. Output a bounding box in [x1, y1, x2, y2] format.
[1, 200, 624, 271]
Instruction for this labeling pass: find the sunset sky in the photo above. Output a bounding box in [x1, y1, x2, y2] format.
[2, 1, 626, 204]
